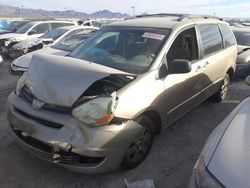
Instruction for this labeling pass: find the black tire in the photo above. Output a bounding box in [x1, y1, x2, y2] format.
[212, 73, 230, 102]
[121, 115, 155, 169]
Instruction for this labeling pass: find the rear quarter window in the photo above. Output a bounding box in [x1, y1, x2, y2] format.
[198, 24, 223, 57]
[219, 24, 235, 48]
[51, 22, 74, 30]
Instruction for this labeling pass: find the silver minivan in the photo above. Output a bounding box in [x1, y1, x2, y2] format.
[7, 14, 237, 173]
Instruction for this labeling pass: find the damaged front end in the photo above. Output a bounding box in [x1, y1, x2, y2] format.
[0, 38, 20, 59]
[10, 38, 53, 59]
[72, 74, 135, 126]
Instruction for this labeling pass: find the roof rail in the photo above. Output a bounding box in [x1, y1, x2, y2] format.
[178, 14, 223, 21]
[125, 13, 223, 21]
[125, 13, 186, 20]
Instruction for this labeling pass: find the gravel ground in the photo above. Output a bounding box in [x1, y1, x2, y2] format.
[0, 61, 250, 188]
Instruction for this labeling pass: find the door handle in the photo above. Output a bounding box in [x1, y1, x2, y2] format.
[195, 65, 202, 72]
[203, 62, 210, 68]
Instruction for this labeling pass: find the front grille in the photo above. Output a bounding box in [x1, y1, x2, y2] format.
[14, 107, 64, 129]
[13, 129, 105, 167]
[20, 86, 72, 114]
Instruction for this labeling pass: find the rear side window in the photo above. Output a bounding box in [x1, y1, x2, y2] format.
[220, 24, 235, 48]
[33, 23, 51, 34]
[198, 24, 223, 57]
[51, 22, 74, 29]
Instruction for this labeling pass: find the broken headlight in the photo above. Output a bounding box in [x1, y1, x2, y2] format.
[72, 92, 118, 126]
[5, 40, 12, 47]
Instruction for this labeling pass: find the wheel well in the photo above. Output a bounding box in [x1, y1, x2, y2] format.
[141, 111, 162, 135]
[227, 68, 234, 81]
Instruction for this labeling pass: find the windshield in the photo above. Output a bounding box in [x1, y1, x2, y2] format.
[52, 31, 92, 52]
[16, 22, 35, 34]
[69, 27, 169, 74]
[40, 27, 69, 40]
[234, 31, 250, 46]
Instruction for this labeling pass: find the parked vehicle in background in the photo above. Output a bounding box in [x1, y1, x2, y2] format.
[10, 29, 96, 74]
[0, 20, 30, 35]
[0, 20, 8, 30]
[9, 26, 98, 59]
[82, 18, 123, 28]
[0, 20, 76, 59]
[7, 14, 237, 173]
[230, 27, 250, 78]
[189, 76, 250, 188]
[232, 27, 250, 64]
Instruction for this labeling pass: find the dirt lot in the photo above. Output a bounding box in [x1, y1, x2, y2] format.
[0, 61, 250, 188]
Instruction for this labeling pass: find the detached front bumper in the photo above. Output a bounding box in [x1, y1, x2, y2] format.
[7, 92, 143, 173]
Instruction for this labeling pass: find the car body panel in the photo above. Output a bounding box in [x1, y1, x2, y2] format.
[207, 97, 250, 188]
[189, 97, 250, 187]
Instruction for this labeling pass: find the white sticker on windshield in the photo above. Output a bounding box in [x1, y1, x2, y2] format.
[142, 32, 165, 40]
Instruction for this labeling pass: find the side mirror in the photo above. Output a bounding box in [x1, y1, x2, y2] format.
[168, 59, 191, 74]
[245, 76, 250, 86]
[28, 30, 37, 35]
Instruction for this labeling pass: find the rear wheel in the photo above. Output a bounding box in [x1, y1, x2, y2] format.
[212, 73, 230, 102]
[121, 115, 155, 169]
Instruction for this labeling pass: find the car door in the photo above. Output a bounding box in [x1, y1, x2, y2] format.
[159, 26, 207, 126]
[197, 24, 228, 98]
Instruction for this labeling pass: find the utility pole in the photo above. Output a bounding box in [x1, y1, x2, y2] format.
[131, 6, 135, 16]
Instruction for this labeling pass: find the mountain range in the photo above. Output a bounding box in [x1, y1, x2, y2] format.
[0, 4, 129, 18]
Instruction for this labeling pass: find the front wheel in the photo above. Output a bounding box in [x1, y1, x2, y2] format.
[121, 116, 155, 169]
[212, 73, 230, 102]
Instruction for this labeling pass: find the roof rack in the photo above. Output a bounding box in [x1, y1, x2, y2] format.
[125, 13, 223, 21]
[179, 14, 223, 21]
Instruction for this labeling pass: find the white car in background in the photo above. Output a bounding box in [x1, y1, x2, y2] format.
[9, 26, 98, 59]
[10, 29, 96, 74]
[0, 20, 76, 59]
[82, 18, 123, 28]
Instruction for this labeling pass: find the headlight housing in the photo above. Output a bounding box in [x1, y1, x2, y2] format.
[16, 72, 28, 95]
[5, 40, 12, 47]
[72, 92, 118, 126]
[195, 157, 224, 188]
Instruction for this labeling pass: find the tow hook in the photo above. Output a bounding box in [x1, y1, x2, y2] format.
[53, 152, 61, 163]
[50, 141, 72, 152]
[51, 142, 72, 163]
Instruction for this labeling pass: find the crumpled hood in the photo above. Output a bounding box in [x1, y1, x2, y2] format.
[27, 54, 126, 107]
[208, 98, 250, 188]
[12, 47, 69, 68]
[0, 33, 25, 40]
[13, 38, 42, 49]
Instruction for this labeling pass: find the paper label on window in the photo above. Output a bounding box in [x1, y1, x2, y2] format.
[142, 32, 165, 40]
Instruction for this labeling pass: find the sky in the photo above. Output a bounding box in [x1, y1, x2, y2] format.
[1, 0, 250, 18]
